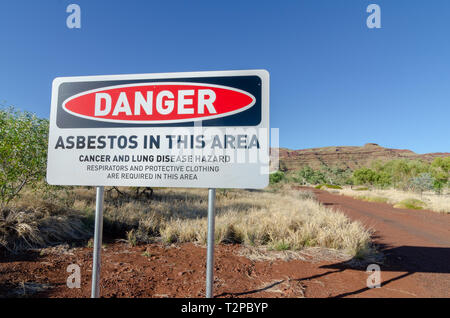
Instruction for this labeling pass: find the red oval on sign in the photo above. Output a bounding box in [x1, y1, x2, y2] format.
[62, 83, 256, 124]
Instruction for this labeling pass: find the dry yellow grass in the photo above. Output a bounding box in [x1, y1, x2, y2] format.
[0, 200, 90, 252]
[1, 185, 373, 258]
[327, 187, 450, 213]
[160, 188, 372, 258]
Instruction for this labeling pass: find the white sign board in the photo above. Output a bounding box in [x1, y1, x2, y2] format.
[47, 70, 269, 188]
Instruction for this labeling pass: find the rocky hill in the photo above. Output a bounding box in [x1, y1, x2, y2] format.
[278, 143, 450, 171]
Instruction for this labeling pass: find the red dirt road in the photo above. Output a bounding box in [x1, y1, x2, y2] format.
[0, 188, 449, 298]
[312, 188, 450, 297]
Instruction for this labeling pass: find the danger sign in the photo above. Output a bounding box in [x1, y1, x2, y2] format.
[47, 70, 270, 188]
[64, 83, 255, 124]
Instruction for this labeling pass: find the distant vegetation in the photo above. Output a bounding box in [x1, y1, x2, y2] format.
[296, 165, 353, 186]
[293, 158, 449, 195]
[353, 158, 449, 193]
[280, 150, 449, 213]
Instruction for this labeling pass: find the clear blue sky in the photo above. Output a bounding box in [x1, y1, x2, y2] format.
[1, 0, 449, 154]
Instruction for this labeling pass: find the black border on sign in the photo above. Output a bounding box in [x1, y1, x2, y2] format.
[56, 75, 262, 128]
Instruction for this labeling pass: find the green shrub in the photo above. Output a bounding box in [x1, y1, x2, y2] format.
[393, 198, 426, 210]
[324, 184, 342, 189]
[272, 241, 290, 251]
[315, 184, 342, 190]
[297, 166, 326, 185]
[431, 157, 449, 193]
[369, 159, 443, 189]
[373, 171, 392, 187]
[353, 168, 377, 185]
[407, 173, 435, 193]
[269, 171, 285, 184]
[296, 165, 353, 186]
[357, 196, 389, 203]
[0, 108, 49, 205]
[431, 157, 450, 172]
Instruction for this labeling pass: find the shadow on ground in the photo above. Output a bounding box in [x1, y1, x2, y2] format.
[217, 245, 450, 298]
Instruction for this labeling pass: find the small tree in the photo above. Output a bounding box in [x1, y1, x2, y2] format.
[407, 173, 434, 194]
[430, 157, 449, 194]
[373, 171, 392, 188]
[353, 168, 377, 185]
[297, 166, 326, 185]
[269, 171, 285, 184]
[0, 107, 49, 205]
[324, 166, 353, 185]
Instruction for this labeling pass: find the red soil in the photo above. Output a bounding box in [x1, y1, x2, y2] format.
[1, 188, 449, 298]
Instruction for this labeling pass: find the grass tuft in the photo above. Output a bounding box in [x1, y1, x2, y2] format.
[0, 203, 91, 253]
[356, 196, 389, 203]
[393, 198, 426, 210]
[353, 187, 369, 191]
[316, 184, 343, 190]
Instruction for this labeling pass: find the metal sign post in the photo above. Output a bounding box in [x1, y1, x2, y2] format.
[206, 188, 216, 298]
[91, 186, 104, 298]
[46, 70, 269, 299]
